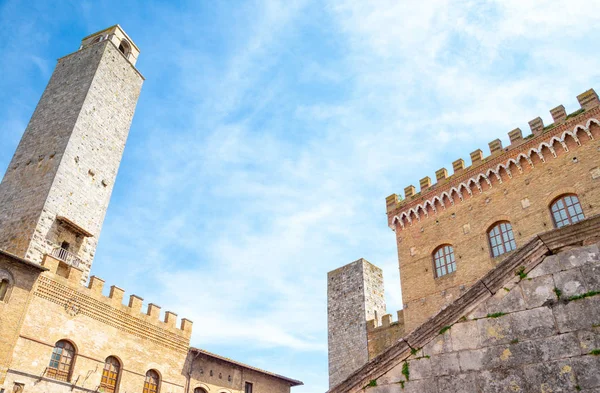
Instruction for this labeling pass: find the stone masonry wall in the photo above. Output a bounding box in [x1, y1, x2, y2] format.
[0, 34, 143, 283]
[328, 259, 386, 388]
[387, 98, 600, 332]
[365, 242, 600, 393]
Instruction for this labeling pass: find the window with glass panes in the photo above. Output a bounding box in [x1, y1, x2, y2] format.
[488, 222, 517, 257]
[46, 340, 75, 381]
[143, 370, 160, 393]
[433, 245, 456, 278]
[100, 356, 120, 393]
[550, 194, 585, 228]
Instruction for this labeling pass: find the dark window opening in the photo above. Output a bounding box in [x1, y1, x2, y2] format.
[245, 382, 253, 393]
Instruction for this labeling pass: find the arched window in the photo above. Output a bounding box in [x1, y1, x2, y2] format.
[118, 40, 131, 57]
[433, 245, 456, 278]
[488, 222, 517, 257]
[0, 279, 9, 301]
[100, 356, 121, 393]
[550, 194, 585, 228]
[0, 269, 14, 302]
[143, 370, 160, 393]
[194, 388, 208, 393]
[47, 340, 76, 381]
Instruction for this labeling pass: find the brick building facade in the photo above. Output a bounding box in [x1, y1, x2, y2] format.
[328, 89, 600, 388]
[0, 25, 301, 393]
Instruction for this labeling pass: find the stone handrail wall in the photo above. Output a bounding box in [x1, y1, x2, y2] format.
[327, 214, 600, 393]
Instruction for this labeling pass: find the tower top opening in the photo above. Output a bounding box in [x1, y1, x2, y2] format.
[80, 25, 140, 66]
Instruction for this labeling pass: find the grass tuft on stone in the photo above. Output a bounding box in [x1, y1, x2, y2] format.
[590, 349, 600, 356]
[568, 291, 600, 302]
[553, 287, 562, 299]
[367, 379, 377, 387]
[439, 325, 452, 335]
[515, 266, 527, 280]
[402, 362, 410, 381]
[486, 312, 507, 319]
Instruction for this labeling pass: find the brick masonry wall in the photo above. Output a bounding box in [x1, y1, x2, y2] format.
[367, 311, 406, 360]
[0, 253, 44, 385]
[328, 259, 386, 387]
[0, 36, 143, 283]
[388, 111, 600, 332]
[364, 242, 600, 393]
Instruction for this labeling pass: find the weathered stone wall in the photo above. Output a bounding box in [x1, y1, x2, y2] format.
[365, 242, 600, 393]
[386, 93, 600, 331]
[0, 26, 143, 282]
[328, 259, 387, 388]
[328, 216, 600, 393]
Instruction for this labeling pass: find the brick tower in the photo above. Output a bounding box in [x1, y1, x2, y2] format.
[327, 258, 386, 388]
[0, 25, 143, 283]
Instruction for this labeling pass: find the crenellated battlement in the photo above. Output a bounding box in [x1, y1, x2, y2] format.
[366, 310, 404, 332]
[386, 88, 600, 230]
[40, 254, 192, 348]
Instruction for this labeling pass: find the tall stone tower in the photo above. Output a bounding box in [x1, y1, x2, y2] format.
[327, 258, 386, 388]
[0, 25, 143, 283]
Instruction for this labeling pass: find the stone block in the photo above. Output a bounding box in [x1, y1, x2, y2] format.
[401, 379, 438, 393]
[477, 314, 515, 346]
[485, 286, 526, 314]
[458, 348, 488, 372]
[581, 263, 600, 293]
[557, 245, 600, 270]
[528, 255, 561, 278]
[422, 331, 452, 356]
[523, 359, 577, 392]
[431, 352, 460, 376]
[572, 356, 600, 389]
[554, 295, 600, 333]
[554, 268, 587, 298]
[477, 367, 528, 393]
[438, 373, 479, 393]
[451, 321, 480, 351]
[576, 329, 600, 354]
[407, 357, 433, 380]
[520, 275, 556, 309]
[535, 332, 581, 361]
[511, 307, 557, 340]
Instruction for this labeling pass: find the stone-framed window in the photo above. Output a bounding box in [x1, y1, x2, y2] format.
[550, 194, 585, 228]
[194, 388, 208, 393]
[143, 370, 160, 393]
[100, 356, 121, 393]
[47, 340, 76, 382]
[433, 245, 456, 278]
[488, 221, 517, 257]
[245, 382, 253, 393]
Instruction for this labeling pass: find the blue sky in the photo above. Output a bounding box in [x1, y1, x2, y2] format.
[1, 0, 600, 391]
